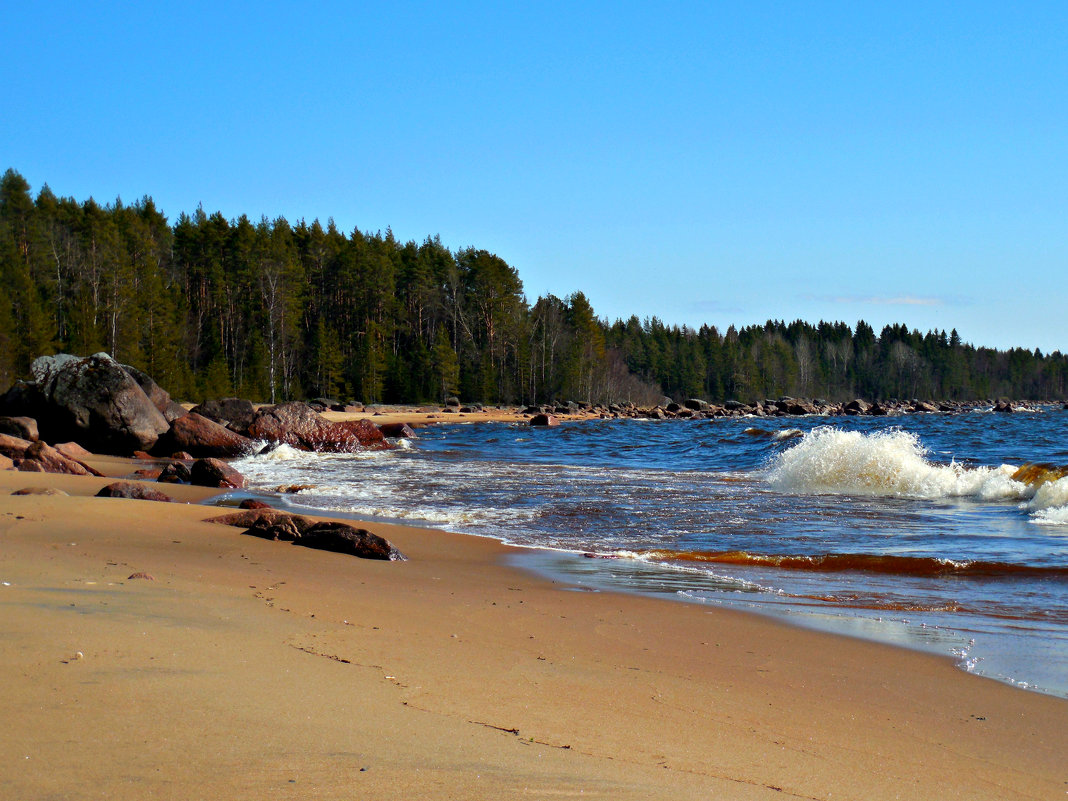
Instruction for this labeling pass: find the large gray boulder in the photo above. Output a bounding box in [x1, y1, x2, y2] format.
[25, 353, 171, 454]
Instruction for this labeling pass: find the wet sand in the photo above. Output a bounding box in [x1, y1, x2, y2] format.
[0, 463, 1065, 800]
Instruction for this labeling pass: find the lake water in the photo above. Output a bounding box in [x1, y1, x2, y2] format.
[233, 408, 1068, 698]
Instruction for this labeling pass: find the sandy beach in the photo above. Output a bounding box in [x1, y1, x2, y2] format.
[1, 457, 1065, 800]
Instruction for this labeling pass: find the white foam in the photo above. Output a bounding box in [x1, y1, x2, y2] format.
[767, 427, 1027, 502]
[1028, 477, 1068, 525]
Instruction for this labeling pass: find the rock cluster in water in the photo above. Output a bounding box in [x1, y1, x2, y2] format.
[520, 396, 1052, 423]
[0, 353, 395, 495]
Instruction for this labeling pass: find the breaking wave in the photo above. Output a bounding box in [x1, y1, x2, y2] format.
[767, 427, 1068, 525]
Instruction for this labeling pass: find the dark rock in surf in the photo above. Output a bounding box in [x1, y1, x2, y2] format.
[530, 414, 559, 427]
[378, 422, 418, 439]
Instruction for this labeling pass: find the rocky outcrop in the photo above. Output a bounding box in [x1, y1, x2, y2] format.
[2, 353, 171, 454]
[246, 402, 391, 452]
[158, 412, 254, 458]
[96, 481, 173, 502]
[189, 458, 246, 489]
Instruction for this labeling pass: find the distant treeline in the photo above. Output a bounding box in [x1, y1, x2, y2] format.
[1, 168, 1065, 405]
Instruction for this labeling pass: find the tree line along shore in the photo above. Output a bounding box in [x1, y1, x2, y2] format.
[2, 168, 1066, 408]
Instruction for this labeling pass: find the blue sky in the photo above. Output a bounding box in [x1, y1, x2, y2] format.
[3, 2, 1066, 352]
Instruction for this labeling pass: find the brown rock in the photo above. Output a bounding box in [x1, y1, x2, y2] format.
[96, 482, 174, 502]
[298, 521, 406, 561]
[131, 468, 163, 480]
[161, 412, 255, 458]
[132, 451, 153, 460]
[247, 402, 390, 452]
[19, 442, 93, 476]
[530, 414, 558, 427]
[170, 451, 194, 461]
[0, 416, 38, 441]
[189, 398, 257, 433]
[54, 441, 94, 460]
[127, 572, 155, 580]
[377, 422, 418, 439]
[190, 458, 246, 489]
[11, 486, 69, 496]
[239, 498, 271, 510]
[207, 508, 315, 534]
[157, 462, 192, 483]
[0, 433, 32, 460]
[0, 454, 13, 470]
[243, 515, 305, 542]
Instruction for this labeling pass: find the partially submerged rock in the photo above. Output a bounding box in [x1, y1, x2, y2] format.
[530, 414, 558, 427]
[11, 486, 69, 496]
[247, 402, 391, 452]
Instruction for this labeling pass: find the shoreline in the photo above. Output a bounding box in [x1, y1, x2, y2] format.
[1, 463, 1066, 799]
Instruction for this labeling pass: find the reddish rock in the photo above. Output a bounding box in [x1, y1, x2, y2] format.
[325, 419, 391, 450]
[131, 467, 163, 480]
[157, 462, 192, 484]
[243, 515, 305, 542]
[18, 441, 93, 476]
[0, 416, 38, 441]
[239, 498, 271, 510]
[0, 433, 32, 460]
[190, 458, 246, 489]
[207, 508, 314, 534]
[54, 441, 94, 461]
[132, 450, 153, 460]
[161, 412, 254, 458]
[96, 481, 173, 502]
[530, 414, 558, 427]
[247, 402, 390, 452]
[0, 454, 13, 471]
[11, 486, 69, 496]
[170, 451, 194, 461]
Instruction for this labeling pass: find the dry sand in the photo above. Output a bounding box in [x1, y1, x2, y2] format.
[0, 461, 1065, 800]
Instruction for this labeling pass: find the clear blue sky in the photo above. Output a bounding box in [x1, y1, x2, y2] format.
[3, 2, 1065, 352]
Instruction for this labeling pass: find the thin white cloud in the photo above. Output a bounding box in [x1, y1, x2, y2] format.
[819, 295, 953, 307]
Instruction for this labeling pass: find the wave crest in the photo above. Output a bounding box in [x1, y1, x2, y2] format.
[767, 427, 1022, 501]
